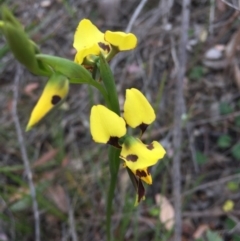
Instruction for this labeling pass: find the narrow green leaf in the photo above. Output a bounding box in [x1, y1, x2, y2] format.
[98, 53, 121, 241]
[1, 7, 50, 76]
[1, 6, 22, 29]
[99, 53, 120, 114]
[36, 54, 94, 83]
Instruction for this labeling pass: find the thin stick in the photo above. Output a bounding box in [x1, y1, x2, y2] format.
[12, 64, 40, 241]
[125, 0, 148, 32]
[183, 173, 240, 197]
[67, 195, 78, 241]
[221, 0, 240, 11]
[183, 210, 240, 218]
[172, 0, 190, 240]
[209, 0, 215, 36]
[110, 0, 148, 71]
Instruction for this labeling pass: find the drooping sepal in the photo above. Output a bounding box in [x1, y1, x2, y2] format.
[126, 167, 145, 206]
[123, 88, 156, 131]
[90, 105, 126, 145]
[26, 73, 69, 130]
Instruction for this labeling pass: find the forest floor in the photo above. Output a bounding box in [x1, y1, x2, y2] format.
[1, 0, 240, 240]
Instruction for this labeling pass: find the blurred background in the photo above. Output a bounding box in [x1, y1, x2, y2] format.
[1, 0, 240, 240]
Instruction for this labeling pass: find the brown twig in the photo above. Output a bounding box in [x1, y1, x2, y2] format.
[193, 110, 240, 126]
[173, 0, 190, 240]
[12, 64, 40, 241]
[67, 194, 78, 241]
[125, 0, 148, 33]
[183, 210, 240, 218]
[221, 0, 240, 11]
[182, 173, 240, 197]
[110, 0, 148, 71]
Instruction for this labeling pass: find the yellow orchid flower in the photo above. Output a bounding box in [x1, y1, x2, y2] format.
[73, 19, 137, 65]
[90, 88, 166, 185]
[26, 73, 69, 131]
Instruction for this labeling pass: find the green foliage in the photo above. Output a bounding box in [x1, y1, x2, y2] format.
[227, 181, 239, 192]
[36, 54, 94, 83]
[196, 150, 208, 165]
[233, 235, 240, 241]
[188, 28, 194, 37]
[231, 143, 240, 160]
[206, 230, 223, 241]
[225, 217, 236, 230]
[219, 102, 234, 115]
[189, 66, 205, 80]
[0, 7, 50, 75]
[217, 134, 232, 148]
[149, 206, 159, 217]
[234, 115, 240, 127]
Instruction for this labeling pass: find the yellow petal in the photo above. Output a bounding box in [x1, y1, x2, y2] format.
[73, 19, 104, 51]
[105, 31, 137, 51]
[73, 19, 110, 64]
[74, 44, 100, 64]
[26, 73, 69, 130]
[123, 88, 156, 128]
[120, 137, 166, 171]
[90, 105, 126, 144]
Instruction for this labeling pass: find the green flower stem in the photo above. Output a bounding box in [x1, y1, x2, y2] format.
[88, 78, 110, 107]
[99, 53, 120, 114]
[106, 46, 118, 62]
[99, 53, 121, 241]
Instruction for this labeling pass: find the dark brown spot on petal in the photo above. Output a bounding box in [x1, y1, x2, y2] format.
[107, 136, 121, 148]
[126, 154, 138, 162]
[98, 42, 111, 52]
[147, 143, 154, 150]
[51, 95, 61, 105]
[139, 123, 148, 134]
[136, 169, 147, 178]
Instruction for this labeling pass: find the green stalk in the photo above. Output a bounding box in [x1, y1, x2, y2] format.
[87, 77, 110, 107]
[99, 53, 121, 241]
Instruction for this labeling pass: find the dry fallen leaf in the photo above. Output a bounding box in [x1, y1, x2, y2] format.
[47, 185, 68, 213]
[24, 82, 39, 98]
[40, 0, 52, 7]
[193, 224, 209, 239]
[155, 194, 175, 230]
[33, 149, 58, 168]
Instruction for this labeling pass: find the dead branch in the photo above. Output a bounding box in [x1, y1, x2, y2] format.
[173, 0, 190, 240]
[12, 64, 40, 241]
